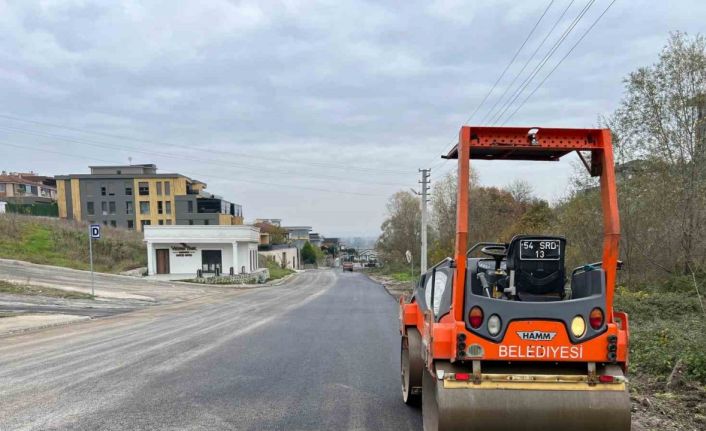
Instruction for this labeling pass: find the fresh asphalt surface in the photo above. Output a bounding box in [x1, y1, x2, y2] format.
[0, 269, 422, 430]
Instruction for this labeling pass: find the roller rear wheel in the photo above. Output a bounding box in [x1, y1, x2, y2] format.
[400, 328, 423, 406]
[422, 368, 440, 431]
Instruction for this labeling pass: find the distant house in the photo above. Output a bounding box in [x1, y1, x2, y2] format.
[0, 171, 57, 204]
[309, 232, 323, 247]
[254, 218, 282, 227]
[258, 244, 300, 270]
[283, 226, 312, 250]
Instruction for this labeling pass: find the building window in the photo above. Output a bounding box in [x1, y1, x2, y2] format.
[0, 184, 5, 192]
[141, 220, 151, 228]
[158, 220, 164, 225]
[86, 202, 95, 215]
[138, 182, 149, 196]
[110, 220, 117, 227]
[139, 201, 150, 214]
[165, 201, 171, 214]
[101, 186, 107, 196]
[101, 201, 108, 215]
[156, 182, 162, 195]
[30, 185, 38, 195]
[127, 220, 134, 229]
[188, 220, 194, 225]
[157, 201, 163, 215]
[166, 220, 172, 225]
[165, 182, 171, 195]
[108, 184, 115, 196]
[109, 201, 116, 215]
[204, 219, 209, 225]
[125, 186, 133, 196]
[187, 200, 193, 213]
[103, 220, 108, 226]
[126, 201, 133, 215]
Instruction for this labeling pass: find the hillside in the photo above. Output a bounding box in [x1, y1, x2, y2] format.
[0, 214, 146, 273]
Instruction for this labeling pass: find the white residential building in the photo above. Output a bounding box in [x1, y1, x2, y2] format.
[143, 225, 260, 276]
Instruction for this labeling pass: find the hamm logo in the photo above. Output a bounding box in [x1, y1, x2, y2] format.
[517, 331, 556, 341]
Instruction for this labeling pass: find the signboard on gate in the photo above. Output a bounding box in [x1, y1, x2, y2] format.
[90, 224, 101, 239]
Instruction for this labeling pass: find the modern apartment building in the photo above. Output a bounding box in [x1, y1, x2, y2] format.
[175, 192, 243, 226]
[56, 164, 243, 231]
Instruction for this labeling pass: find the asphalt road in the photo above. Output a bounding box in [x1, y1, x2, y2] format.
[0, 269, 421, 430]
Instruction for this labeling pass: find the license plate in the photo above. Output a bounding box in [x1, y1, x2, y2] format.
[519, 239, 561, 261]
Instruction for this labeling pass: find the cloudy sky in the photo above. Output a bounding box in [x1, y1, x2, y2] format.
[0, 0, 703, 237]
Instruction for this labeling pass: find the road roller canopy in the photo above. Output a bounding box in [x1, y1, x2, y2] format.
[446, 126, 620, 323]
[442, 126, 609, 163]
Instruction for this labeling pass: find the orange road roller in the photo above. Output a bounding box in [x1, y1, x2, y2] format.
[400, 126, 631, 431]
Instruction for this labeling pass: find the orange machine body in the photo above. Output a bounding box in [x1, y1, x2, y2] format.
[400, 126, 628, 370]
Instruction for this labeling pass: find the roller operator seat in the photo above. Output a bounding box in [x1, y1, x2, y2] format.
[505, 235, 567, 301]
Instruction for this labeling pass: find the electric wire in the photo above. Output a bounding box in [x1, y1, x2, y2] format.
[501, 0, 618, 125]
[486, 0, 596, 125]
[460, 0, 555, 127]
[479, 0, 577, 125]
[0, 140, 389, 197]
[427, 0, 556, 170]
[0, 113, 413, 176]
[0, 124, 412, 188]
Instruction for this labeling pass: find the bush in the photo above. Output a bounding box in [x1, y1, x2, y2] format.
[615, 287, 706, 384]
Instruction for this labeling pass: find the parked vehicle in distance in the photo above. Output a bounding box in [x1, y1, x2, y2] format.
[342, 261, 354, 272]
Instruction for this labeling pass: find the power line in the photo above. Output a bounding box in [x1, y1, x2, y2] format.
[487, 0, 596, 125]
[0, 124, 412, 188]
[0, 113, 413, 176]
[501, 0, 619, 125]
[461, 0, 555, 126]
[479, 0, 577, 125]
[428, 0, 555, 165]
[0, 140, 389, 197]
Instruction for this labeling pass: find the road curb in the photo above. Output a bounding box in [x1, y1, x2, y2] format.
[359, 271, 402, 300]
[0, 314, 92, 339]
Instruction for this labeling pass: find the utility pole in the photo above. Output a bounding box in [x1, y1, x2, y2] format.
[419, 169, 431, 274]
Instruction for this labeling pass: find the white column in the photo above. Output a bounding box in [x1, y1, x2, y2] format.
[146, 242, 155, 275]
[232, 242, 239, 274]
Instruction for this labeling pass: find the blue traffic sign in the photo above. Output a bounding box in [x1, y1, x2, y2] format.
[90, 224, 101, 239]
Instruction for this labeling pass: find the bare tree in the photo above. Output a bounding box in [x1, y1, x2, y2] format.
[376, 191, 421, 265]
[610, 32, 706, 275]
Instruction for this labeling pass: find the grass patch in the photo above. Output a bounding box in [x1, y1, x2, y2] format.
[265, 259, 295, 280]
[0, 214, 146, 273]
[0, 280, 94, 300]
[364, 262, 418, 285]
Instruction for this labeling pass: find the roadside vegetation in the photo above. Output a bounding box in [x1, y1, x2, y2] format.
[264, 258, 295, 280]
[375, 33, 706, 428]
[0, 280, 94, 300]
[0, 214, 146, 273]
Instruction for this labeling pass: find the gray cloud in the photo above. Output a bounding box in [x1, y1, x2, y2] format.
[0, 0, 703, 236]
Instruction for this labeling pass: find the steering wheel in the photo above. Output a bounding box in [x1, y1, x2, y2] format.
[481, 245, 507, 270]
[481, 245, 507, 258]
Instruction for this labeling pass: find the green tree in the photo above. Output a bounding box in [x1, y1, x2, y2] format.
[301, 241, 317, 265]
[376, 191, 420, 266]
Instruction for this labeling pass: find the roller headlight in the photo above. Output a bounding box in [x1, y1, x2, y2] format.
[571, 315, 586, 338]
[487, 314, 502, 336]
